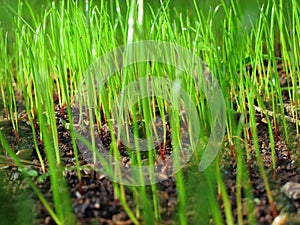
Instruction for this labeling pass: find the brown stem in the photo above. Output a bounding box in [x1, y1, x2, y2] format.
[13, 129, 20, 142]
[4, 107, 8, 119]
[158, 142, 166, 161]
[273, 120, 279, 142]
[78, 179, 84, 195]
[248, 128, 252, 146]
[270, 200, 278, 218]
[117, 138, 122, 150]
[229, 143, 236, 159]
[59, 103, 67, 117]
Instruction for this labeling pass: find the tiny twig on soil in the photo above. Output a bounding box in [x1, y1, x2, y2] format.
[0, 155, 41, 168]
[248, 103, 300, 126]
[0, 113, 28, 126]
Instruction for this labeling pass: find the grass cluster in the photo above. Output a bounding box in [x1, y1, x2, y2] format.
[0, 0, 300, 224]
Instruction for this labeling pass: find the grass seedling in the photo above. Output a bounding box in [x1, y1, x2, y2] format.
[246, 83, 277, 218]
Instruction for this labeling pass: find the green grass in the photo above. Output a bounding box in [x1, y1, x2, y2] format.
[0, 0, 300, 224]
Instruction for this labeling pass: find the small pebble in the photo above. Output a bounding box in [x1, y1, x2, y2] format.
[99, 174, 106, 180]
[75, 191, 82, 199]
[94, 202, 100, 209]
[272, 214, 288, 225]
[281, 182, 300, 200]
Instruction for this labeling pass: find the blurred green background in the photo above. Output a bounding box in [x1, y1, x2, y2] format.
[0, 0, 272, 32]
